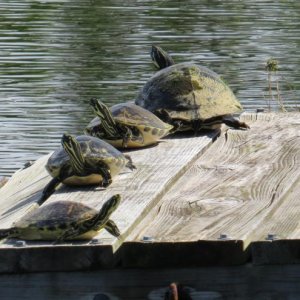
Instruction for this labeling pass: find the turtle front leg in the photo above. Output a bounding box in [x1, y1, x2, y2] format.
[119, 126, 133, 148]
[223, 116, 250, 130]
[96, 162, 112, 187]
[155, 109, 182, 133]
[104, 219, 121, 238]
[54, 226, 80, 244]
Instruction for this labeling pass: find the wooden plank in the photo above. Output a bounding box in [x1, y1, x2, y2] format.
[251, 176, 300, 264]
[0, 132, 217, 272]
[0, 264, 300, 299]
[0, 154, 51, 226]
[243, 113, 300, 264]
[123, 112, 300, 266]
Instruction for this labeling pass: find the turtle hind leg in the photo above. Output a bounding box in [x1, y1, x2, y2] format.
[223, 116, 250, 130]
[0, 228, 16, 240]
[38, 177, 61, 206]
[53, 228, 78, 244]
[24, 177, 61, 215]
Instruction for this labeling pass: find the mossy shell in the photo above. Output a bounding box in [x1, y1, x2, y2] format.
[136, 63, 242, 122]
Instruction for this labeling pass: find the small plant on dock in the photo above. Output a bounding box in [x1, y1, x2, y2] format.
[265, 58, 287, 112]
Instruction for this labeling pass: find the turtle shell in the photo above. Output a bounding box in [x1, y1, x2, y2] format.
[46, 135, 128, 185]
[13, 201, 99, 240]
[111, 102, 171, 129]
[135, 62, 242, 122]
[86, 102, 173, 148]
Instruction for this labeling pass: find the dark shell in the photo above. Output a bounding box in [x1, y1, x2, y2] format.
[135, 62, 242, 121]
[14, 201, 97, 229]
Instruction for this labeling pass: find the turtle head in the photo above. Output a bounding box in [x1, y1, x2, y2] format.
[61, 133, 76, 150]
[90, 98, 120, 138]
[106, 194, 121, 207]
[61, 134, 85, 174]
[151, 45, 175, 70]
[90, 98, 109, 120]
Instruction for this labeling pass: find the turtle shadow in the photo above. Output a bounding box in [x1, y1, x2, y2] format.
[121, 142, 159, 153]
[1, 185, 107, 219]
[0, 192, 41, 219]
[164, 128, 221, 141]
[3, 237, 95, 247]
[121, 129, 221, 154]
[48, 184, 107, 196]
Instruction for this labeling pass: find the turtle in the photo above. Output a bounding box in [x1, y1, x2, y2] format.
[85, 98, 173, 148]
[0, 194, 121, 241]
[39, 134, 135, 206]
[135, 45, 249, 132]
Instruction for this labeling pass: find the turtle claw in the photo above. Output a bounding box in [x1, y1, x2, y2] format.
[240, 121, 250, 129]
[100, 178, 112, 188]
[124, 155, 137, 170]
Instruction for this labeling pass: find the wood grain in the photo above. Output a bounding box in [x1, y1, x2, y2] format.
[0, 132, 217, 272]
[251, 173, 300, 264]
[1, 112, 299, 271]
[124, 112, 300, 266]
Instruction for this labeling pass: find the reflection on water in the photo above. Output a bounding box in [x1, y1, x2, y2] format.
[1, 0, 300, 176]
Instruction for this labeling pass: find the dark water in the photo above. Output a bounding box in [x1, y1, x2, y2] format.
[1, 0, 300, 176]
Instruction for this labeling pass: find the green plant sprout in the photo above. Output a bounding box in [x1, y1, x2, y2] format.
[265, 58, 287, 112]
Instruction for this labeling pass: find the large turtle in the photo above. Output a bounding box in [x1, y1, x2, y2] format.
[135, 45, 249, 132]
[0, 194, 121, 241]
[39, 134, 135, 205]
[85, 98, 173, 148]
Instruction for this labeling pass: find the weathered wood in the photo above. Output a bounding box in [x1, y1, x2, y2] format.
[1, 112, 300, 272]
[0, 132, 217, 272]
[123, 112, 300, 266]
[0, 264, 300, 299]
[251, 172, 300, 264]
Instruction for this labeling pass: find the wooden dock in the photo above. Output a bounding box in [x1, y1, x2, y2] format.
[0, 112, 300, 298]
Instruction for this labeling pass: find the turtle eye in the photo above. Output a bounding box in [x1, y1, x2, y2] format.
[61, 134, 76, 151]
[90, 98, 98, 107]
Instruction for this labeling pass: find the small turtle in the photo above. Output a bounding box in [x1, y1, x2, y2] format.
[85, 98, 173, 148]
[0, 194, 121, 241]
[136, 45, 249, 132]
[40, 134, 135, 205]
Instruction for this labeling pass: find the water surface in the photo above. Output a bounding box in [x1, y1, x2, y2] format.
[1, 0, 300, 176]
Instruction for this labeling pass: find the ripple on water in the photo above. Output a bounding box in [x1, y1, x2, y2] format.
[1, 0, 300, 175]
